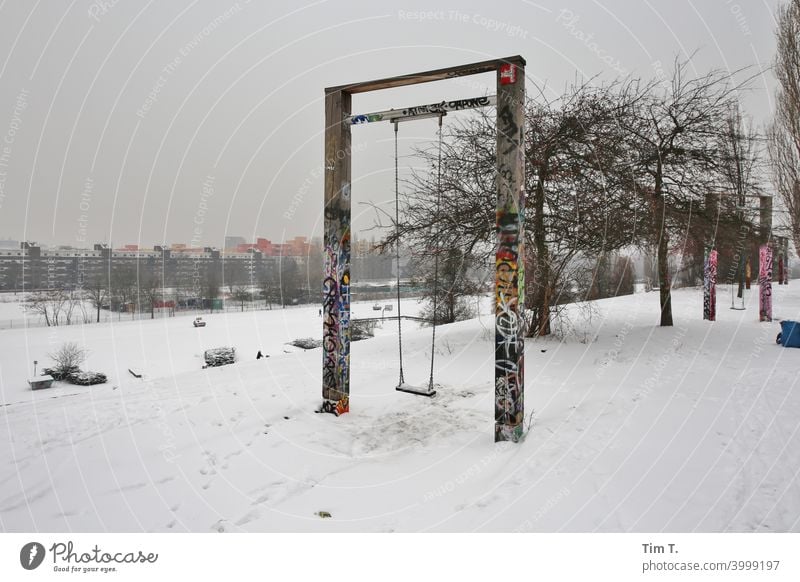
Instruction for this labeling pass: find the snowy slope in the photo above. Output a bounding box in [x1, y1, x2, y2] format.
[0, 287, 799, 532]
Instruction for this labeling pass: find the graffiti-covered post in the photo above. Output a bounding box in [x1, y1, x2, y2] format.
[495, 58, 526, 443]
[758, 195, 773, 323]
[321, 89, 352, 415]
[759, 244, 773, 322]
[703, 248, 718, 321]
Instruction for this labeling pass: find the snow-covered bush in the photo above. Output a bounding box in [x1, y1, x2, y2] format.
[47, 342, 89, 378]
[289, 338, 323, 350]
[351, 320, 376, 341]
[67, 371, 107, 386]
[42, 366, 80, 381]
[204, 347, 236, 368]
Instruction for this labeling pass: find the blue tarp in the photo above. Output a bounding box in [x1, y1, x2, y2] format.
[777, 320, 800, 348]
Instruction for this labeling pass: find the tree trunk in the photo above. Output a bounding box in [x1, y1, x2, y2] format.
[528, 172, 551, 337]
[96, 303, 101, 323]
[654, 165, 673, 326]
[657, 226, 673, 326]
[534, 198, 551, 335]
[793, 222, 800, 268]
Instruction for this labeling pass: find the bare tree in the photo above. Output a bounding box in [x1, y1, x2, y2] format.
[714, 104, 763, 295]
[223, 259, 247, 296]
[769, 0, 800, 254]
[231, 286, 251, 311]
[47, 341, 89, 378]
[377, 81, 646, 336]
[204, 266, 220, 313]
[412, 248, 480, 325]
[618, 58, 750, 326]
[25, 289, 69, 326]
[111, 264, 136, 318]
[278, 257, 301, 307]
[583, 253, 635, 300]
[139, 273, 162, 319]
[521, 80, 646, 335]
[84, 273, 110, 323]
[62, 288, 79, 325]
[257, 270, 275, 310]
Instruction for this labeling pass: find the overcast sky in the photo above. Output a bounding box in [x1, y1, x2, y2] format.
[0, 0, 783, 249]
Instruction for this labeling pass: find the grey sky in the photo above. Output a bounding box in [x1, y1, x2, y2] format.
[0, 0, 782, 249]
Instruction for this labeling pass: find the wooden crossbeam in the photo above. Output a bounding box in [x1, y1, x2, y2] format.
[325, 55, 525, 94]
[346, 95, 496, 125]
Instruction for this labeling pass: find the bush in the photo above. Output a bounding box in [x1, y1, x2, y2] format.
[42, 366, 106, 385]
[67, 371, 107, 386]
[48, 342, 89, 378]
[42, 366, 80, 381]
[289, 338, 323, 350]
[204, 347, 236, 368]
[351, 320, 376, 341]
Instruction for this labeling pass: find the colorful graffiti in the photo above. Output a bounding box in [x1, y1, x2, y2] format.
[350, 113, 383, 125]
[403, 96, 492, 117]
[494, 70, 525, 443]
[347, 96, 495, 125]
[318, 395, 349, 416]
[703, 249, 718, 321]
[759, 244, 773, 322]
[321, 180, 351, 413]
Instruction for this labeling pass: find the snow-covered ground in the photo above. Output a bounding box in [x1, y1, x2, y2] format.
[0, 287, 798, 532]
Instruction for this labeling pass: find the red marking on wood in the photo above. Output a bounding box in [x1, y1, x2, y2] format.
[499, 64, 516, 85]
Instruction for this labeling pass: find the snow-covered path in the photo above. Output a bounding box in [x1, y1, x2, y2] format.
[1, 287, 799, 532]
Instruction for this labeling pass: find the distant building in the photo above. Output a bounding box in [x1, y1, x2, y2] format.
[0, 235, 354, 294]
[225, 235, 246, 250]
[232, 236, 315, 258]
[0, 241, 285, 293]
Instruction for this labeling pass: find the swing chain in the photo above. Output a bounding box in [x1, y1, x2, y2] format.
[393, 115, 444, 393]
[394, 120, 405, 386]
[428, 114, 444, 391]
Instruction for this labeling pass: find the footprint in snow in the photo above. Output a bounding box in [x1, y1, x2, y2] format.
[224, 449, 244, 461]
[235, 509, 260, 526]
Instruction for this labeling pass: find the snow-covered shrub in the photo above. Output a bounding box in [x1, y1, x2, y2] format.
[204, 347, 236, 367]
[351, 320, 376, 341]
[289, 338, 323, 350]
[42, 366, 80, 381]
[67, 371, 107, 386]
[47, 342, 89, 378]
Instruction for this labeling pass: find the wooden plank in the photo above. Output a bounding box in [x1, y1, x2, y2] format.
[326, 56, 525, 95]
[347, 95, 496, 125]
[494, 61, 526, 443]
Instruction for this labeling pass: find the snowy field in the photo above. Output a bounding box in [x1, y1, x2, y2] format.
[0, 287, 799, 532]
